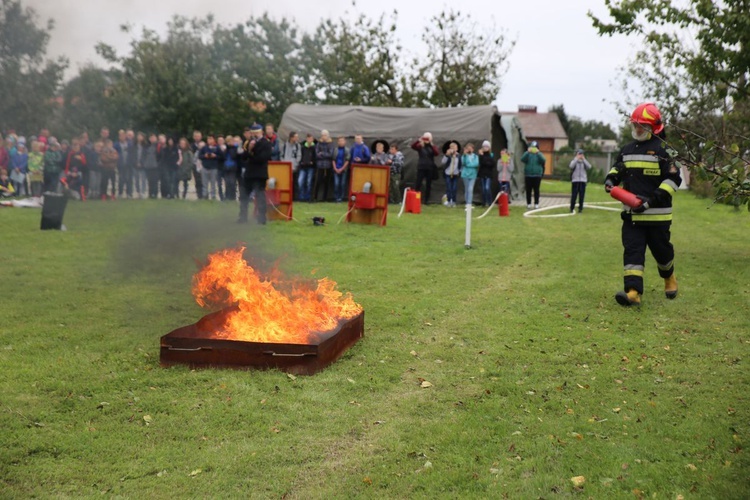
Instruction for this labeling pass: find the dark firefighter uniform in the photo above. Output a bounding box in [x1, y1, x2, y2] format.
[606, 134, 681, 297]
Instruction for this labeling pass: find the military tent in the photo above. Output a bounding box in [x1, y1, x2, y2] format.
[278, 103, 529, 203]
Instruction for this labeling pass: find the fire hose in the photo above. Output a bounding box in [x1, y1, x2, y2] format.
[397, 188, 411, 218]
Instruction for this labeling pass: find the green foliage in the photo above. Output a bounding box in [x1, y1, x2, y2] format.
[0, 0, 67, 134]
[303, 10, 405, 107]
[409, 9, 515, 107]
[590, 0, 750, 206]
[51, 8, 514, 135]
[213, 14, 309, 126]
[53, 65, 124, 138]
[99, 16, 232, 135]
[1, 195, 749, 497]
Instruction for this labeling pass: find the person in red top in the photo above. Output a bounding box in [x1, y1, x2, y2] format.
[65, 139, 88, 200]
[0, 133, 9, 171]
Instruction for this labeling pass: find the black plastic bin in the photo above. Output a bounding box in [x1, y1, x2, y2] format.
[40, 192, 68, 230]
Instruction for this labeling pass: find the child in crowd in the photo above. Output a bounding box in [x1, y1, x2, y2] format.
[477, 140, 495, 206]
[333, 137, 350, 203]
[27, 141, 44, 197]
[386, 144, 404, 204]
[497, 148, 514, 201]
[370, 141, 388, 165]
[65, 167, 84, 200]
[178, 138, 194, 199]
[10, 141, 28, 196]
[460, 143, 479, 206]
[0, 168, 15, 197]
[43, 139, 63, 193]
[441, 141, 461, 207]
[298, 133, 317, 202]
[99, 139, 119, 200]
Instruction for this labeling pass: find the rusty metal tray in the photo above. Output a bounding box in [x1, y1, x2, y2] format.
[160, 310, 364, 375]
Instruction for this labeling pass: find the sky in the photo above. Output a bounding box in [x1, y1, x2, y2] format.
[30, 0, 638, 128]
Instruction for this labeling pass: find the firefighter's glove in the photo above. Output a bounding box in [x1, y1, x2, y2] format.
[632, 195, 650, 213]
[604, 179, 614, 193]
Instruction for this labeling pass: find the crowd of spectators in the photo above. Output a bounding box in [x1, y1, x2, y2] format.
[1, 124, 516, 207]
[0, 124, 407, 204]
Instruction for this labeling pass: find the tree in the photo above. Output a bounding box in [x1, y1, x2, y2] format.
[97, 16, 232, 135]
[590, 0, 750, 208]
[410, 9, 515, 107]
[213, 13, 309, 127]
[0, 0, 67, 134]
[303, 10, 406, 107]
[56, 65, 124, 137]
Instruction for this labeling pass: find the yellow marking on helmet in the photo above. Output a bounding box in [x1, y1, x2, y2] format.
[642, 108, 655, 120]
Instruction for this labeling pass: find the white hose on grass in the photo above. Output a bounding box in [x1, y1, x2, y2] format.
[337, 204, 356, 224]
[397, 188, 410, 218]
[522, 201, 621, 218]
[475, 192, 503, 219]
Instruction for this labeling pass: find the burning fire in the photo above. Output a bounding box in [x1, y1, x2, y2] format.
[192, 247, 362, 344]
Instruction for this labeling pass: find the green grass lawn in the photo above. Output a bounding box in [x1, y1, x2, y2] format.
[1, 187, 749, 498]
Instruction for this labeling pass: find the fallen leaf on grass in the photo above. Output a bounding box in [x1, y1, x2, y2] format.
[347, 378, 355, 384]
[420, 381, 433, 388]
[410, 350, 418, 356]
[189, 469, 202, 477]
[96, 402, 109, 409]
[570, 475, 585, 487]
[489, 468, 501, 475]
[686, 463, 697, 471]
[157, 470, 167, 477]
[143, 415, 153, 425]
[287, 374, 297, 381]
[362, 476, 372, 485]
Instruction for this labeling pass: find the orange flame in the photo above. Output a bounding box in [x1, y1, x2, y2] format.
[192, 247, 362, 344]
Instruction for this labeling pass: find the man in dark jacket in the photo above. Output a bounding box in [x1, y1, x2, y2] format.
[199, 135, 224, 200]
[411, 132, 440, 203]
[238, 123, 272, 224]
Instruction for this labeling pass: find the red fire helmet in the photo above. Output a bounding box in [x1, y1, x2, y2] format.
[630, 102, 664, 134]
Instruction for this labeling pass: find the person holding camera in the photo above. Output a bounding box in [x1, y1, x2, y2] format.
[411, 132, 440, 204]
[520, 140, 546, 209]
[569, 149, 592, 213]
[441, 141, 461, 207]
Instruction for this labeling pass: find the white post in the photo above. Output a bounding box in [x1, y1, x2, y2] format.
[465, 204, 472, 249]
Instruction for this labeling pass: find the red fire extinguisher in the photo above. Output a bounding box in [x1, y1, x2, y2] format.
[498, 191, 509, 216]
[609, 186, 642, 209]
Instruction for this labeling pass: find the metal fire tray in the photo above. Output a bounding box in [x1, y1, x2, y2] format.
[160, 309, 364, 375]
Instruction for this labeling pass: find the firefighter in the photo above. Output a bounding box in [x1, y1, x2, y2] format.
[604, 102, 681, 306]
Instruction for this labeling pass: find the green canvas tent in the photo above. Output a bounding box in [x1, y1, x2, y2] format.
[278, 104, 529, 203]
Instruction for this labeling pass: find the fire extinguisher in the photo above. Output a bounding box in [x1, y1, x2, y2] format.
[498, 191, 509, 216]
[609, 186, 642, 209]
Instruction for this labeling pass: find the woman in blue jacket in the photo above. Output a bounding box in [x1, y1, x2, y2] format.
[461, 143, 479, 206]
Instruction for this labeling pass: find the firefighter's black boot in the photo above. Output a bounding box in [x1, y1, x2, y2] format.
[615, 289, 641, 307]
[664, 274, 678, 299]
